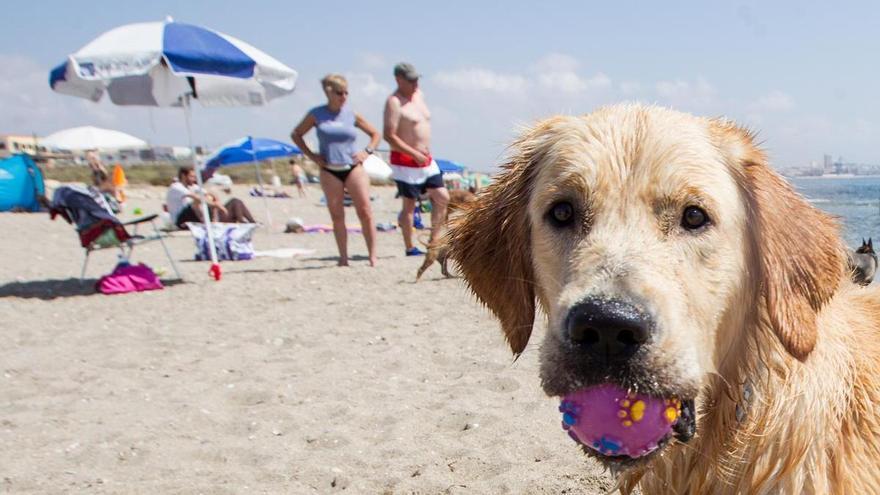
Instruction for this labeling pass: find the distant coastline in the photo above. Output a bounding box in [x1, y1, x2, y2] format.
[786, 174, 880, 180]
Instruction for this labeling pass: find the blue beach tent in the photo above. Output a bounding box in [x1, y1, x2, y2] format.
[0, 154, 45, 212]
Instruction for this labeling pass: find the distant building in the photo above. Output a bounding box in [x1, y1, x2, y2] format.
[823, 154, 833, 174]
[1, 132, 195, 165]
[151, 146, 193, 162]
[0, 134, 45, 157]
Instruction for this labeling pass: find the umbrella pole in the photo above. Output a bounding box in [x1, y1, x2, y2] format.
[184, 95, 222, 281]
[251, 149, 273, 230]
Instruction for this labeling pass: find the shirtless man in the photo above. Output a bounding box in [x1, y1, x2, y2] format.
[383, 62, 449, 256]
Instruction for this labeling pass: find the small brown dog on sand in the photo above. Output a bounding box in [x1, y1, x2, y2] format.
[415, 189, 476, 281]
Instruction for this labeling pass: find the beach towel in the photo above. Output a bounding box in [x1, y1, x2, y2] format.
[51, 185, 117, 231]
[249, 186, 291, 198]
[97, 263, 164, 295]
[253, 248, 316, 258]
[186, 222, 258, 261]
[301, 224, 362, 233]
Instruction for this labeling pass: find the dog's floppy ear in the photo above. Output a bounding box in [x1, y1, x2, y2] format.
[726, 127, 845, 361]
[447, 127, 548, 355]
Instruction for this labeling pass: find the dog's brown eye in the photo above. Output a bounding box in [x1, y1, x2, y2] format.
[549, 201, 575, 227]
[682, 206, 709, 230]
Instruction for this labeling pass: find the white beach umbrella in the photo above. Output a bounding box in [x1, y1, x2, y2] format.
[49, 18, 298, 280]
[42, 126, 148, 150]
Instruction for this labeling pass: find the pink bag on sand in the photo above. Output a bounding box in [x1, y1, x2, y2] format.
[97, 263, 164, 295]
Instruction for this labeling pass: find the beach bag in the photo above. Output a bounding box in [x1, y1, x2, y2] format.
[186, 222, 258, 261]
[363, 154, 392, 181]
[97, 263, 164, 295]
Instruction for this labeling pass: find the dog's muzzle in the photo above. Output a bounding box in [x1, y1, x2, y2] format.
[552, 298, 698, 466]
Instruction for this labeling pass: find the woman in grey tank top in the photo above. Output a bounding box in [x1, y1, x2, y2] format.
[291, 74, 381, 267]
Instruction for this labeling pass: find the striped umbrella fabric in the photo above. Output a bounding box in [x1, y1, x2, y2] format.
[49, 18, 297, 107]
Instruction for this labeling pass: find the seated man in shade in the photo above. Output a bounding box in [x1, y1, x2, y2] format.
[166, 166, 256, 229]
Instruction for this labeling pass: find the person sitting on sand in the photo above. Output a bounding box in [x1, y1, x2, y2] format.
[166, 166, 256, 229]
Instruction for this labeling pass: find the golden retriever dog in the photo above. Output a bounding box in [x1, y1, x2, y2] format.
[415, 189, 476, 281]
[447, 104, 880, 494]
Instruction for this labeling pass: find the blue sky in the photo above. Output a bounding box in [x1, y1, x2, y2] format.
[2, 1, 878, 171]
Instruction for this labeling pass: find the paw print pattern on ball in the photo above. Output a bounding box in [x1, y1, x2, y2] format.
[617, 397, 646, 427]
[559, 399, 581, 429]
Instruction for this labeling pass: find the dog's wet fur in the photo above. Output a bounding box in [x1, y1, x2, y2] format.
[448, 104, 880, 493]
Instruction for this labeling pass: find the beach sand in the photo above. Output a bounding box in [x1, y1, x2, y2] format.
[0, 184, 611, 494]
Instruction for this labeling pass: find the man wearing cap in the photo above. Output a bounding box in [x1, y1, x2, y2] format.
[383, 62, 449, 256]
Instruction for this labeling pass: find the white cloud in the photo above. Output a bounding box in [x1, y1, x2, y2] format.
[345, 72, 391, 100]
[531, 54, 610, 94]
[532, 53, 581, 73]
[432, 68, 529, 94]
[619, 81, 643, 95]
[0, 54, 120, 134]
[434, 54, 609, 96]
[357, 52, 387, 71]
[852, 118, 878, 138]
[6, 51, 870, 173]
[539, 71, 611, 93]
[748, 90, 795, 112]
[538, 72, 585, 92]
[655, 77, 717, 107]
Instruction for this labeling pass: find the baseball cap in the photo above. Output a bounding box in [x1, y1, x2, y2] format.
[393, 62, 420, 81]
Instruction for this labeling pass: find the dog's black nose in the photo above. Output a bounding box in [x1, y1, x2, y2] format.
[565, 298, 651, 361]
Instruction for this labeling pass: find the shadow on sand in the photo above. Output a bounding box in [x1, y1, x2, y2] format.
[0, 278, 185, 300]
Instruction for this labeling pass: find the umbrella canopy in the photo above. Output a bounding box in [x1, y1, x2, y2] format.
[48, 19, 299, 280]
[204, 136, 301, 169]
[49, 18, 297, 107]
[42, 125, 148, 150]
[435, 158, 466, 173]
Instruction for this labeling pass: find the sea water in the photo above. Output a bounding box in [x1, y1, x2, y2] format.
[789, 176, 880, 248]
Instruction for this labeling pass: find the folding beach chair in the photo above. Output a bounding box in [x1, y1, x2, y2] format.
[49, 185, 182, 281]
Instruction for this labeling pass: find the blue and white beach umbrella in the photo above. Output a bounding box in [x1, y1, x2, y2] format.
[49, 18, 299, 280]
[49, 18, 297, 107]
[203, 137, 303, 227]
[204, 137, 301, 169]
